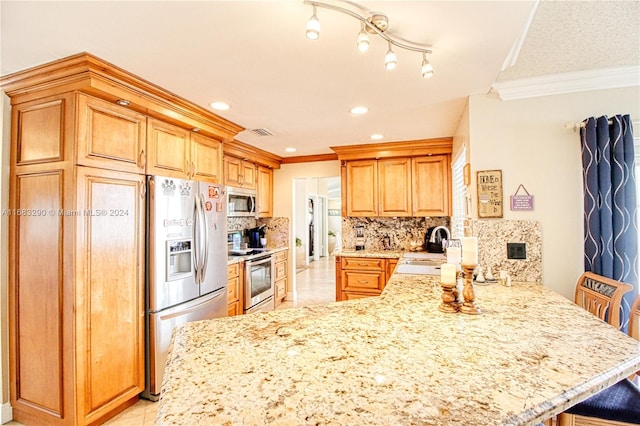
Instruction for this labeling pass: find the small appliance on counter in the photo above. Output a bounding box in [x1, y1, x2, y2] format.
[424, 226, 450, 253]
[247, 224, 266, 248]
[355, 226, 365, 251]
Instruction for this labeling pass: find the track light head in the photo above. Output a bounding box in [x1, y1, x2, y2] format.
[421, 54, 434, 78]
[306, 5, 320, 40]
[384, 43, 397, 70]
[356, 23, 370, 52]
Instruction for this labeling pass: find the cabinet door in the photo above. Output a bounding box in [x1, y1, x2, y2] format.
[224, 156, 242, 187]
[75, 166, 145, 423]
[77, 94, 147, 174]
[147, 119, 190, 178]
[378, 158, 412, 216]
[412, 155, 451, 217]
[257, 166, 273, 217]
[191, 133, 223, 183]
[346, 160, 378, 216]
[241, 161, 256, 189]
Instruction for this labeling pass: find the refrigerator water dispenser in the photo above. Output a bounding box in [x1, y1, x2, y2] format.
[166, 239, 193, 281]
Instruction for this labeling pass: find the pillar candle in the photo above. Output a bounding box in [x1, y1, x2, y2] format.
[446, 247, 461, 265]
[440, 263, 457, 284]
[462, 237, 478, 265]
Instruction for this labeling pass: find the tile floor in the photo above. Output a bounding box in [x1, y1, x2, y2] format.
[7, 256, 335, 426]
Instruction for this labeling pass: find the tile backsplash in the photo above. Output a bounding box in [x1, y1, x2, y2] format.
[226, 216, 289, 249]
[341, 217, 450, 251]
[468, 219, 542, 283]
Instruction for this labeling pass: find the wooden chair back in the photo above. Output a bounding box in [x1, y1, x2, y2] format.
[574, 272, 633, 329]
[630, 294, 640, 342]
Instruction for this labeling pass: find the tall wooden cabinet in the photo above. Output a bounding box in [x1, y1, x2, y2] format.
[1, 53, 243, 425]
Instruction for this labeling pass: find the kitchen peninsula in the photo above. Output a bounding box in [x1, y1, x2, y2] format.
[158, 272, 640, 425]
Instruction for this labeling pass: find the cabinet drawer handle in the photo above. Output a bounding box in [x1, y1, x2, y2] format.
[357, 279, 370, 284]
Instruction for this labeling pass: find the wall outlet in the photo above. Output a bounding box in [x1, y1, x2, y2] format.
[507, 243, 526, 260]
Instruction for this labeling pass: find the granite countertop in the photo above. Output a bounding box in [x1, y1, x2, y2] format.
[158, 273, 640, 425]
[333, 249, 404, 258]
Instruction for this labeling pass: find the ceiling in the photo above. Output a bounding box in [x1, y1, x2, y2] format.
[1, 1, 638, 159]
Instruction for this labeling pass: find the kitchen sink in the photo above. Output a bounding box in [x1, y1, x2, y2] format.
[395, 255, 444, 275]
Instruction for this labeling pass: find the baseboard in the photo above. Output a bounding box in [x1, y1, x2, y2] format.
[1, 402, 13, 424]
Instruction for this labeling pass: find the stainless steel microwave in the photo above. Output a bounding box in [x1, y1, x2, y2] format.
[227, 187, 256, 217]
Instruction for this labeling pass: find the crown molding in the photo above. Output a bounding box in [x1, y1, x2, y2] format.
[491, 66, 640, 101]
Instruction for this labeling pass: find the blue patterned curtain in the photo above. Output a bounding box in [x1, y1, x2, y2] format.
[581, 114, 638, 331]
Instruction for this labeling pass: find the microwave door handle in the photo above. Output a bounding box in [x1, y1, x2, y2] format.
[248, 196, 255, 215]
[199, 194, 209, 281]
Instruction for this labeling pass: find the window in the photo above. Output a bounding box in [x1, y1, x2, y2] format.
[451, 148, 467, 240]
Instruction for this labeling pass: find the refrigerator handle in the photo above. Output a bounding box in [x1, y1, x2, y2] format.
[199, 193, 210, 281]
[193, 195, 201, 284]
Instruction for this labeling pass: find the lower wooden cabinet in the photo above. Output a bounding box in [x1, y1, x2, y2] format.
[274, 250, 288, 307]
[9, 166, 145, 425]
[227, 262, 243, 316]
[335, 256, 398, 301]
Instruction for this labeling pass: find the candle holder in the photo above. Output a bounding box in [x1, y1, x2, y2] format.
[460, 264, 482, 315]
[438, 281, 460, 313]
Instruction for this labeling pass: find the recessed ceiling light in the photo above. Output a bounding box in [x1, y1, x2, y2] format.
[285, 147, 297, 153]
[210, 101, 230, 111]
[350, 106, 368, 115]
[370, 134, 383, 140]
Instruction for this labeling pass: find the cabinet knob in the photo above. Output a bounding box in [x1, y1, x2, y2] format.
[138, 149, 146, 169]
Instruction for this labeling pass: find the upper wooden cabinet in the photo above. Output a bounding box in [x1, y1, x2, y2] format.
[344, 155, 451, 217]
[224, 155, 256, 189]
[378, 158, 412, 216]
[147, 119, 223, 182]
[345, 160, 378, 216]
[257, 166, 273, 217]
[412, 155, 451, 217]
[333, 138, 452, 218]
[77, 94, 147, 174]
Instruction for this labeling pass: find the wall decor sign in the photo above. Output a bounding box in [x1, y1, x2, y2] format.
[476, 170, 503, 218]
[510, 184, 534, 211]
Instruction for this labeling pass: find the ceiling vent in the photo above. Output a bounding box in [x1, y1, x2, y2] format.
[250, 128, 274, 137]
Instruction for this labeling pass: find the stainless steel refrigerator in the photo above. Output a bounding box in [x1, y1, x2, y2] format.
[143, 175, 228, 401]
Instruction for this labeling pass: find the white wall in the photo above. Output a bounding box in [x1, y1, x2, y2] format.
[466, 86, 640, 299]
[273, 161, 341, 298]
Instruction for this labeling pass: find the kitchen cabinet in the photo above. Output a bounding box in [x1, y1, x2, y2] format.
[227, 263, 243, 316]
[224, 155, 256, 189]
[147, 118, 223, 183]
[344, 155, 451, 217]
[77, 94, 147, 173]
[345, 160, 378, 216]
[257, 166, 273, 217]
[8, 93, 145, 425]
[2, 53, 244, 426]
[378, 158, 412, 216]
[335, 256, 391, 301]
[274, 250, 288, 307]
[412, 155, 451, 217]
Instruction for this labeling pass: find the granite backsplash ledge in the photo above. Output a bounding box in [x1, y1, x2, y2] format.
[469, 219, 542, 283]
[341, 217, 450, 252]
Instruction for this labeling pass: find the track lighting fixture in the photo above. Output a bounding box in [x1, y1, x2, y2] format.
[356, 22, 370, 52]
[384, 42, 397, 70]
[304, 0, 433, 78]
[305, 5, 320, 40]
[421, 52, 434, 78]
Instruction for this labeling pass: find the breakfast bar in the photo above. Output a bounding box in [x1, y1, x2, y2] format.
[158, 273, 640, 425]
